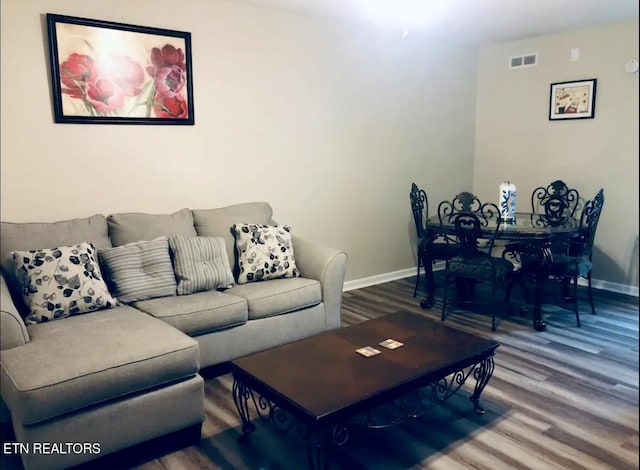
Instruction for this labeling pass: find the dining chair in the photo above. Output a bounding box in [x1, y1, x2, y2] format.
[438, 192, 515, 331]
[409, 183, 458, 298]
[517, 180, 581, 251]
[531, 179, 581, 222]
[521, 188, 605, 327]
[505, 179, 581, 296]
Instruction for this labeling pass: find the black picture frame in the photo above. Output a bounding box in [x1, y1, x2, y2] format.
[46, 13, 194, 125]
[549, 78, 597, 121]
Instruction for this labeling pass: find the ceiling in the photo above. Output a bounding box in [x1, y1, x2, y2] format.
[235, 0, 639, 45]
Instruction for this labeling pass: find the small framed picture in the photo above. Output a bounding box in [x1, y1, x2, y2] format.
[549, 79, 597, 121]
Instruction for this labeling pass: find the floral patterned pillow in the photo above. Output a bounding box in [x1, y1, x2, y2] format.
[232, 224, 300, 284]
[12, 242, 117, 324]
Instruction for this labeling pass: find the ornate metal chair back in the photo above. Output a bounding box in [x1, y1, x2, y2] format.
[439, 193, 500, 254]
[531, 180, 580, 222]
[410, 183, 428, 240]
[576, 188, 605, 258]
[438, 192, 499, 228]
[449, 212, 485, 256]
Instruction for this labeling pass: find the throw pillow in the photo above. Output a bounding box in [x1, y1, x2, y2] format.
[11, 242, 116, 324]
[98, 237, 177, 303]
[232, 223, 300, 284]
[168, 235, 235, 295]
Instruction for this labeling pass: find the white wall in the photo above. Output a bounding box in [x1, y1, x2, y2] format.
[474, 20, 639, 292]
[0, 0, 477, 282]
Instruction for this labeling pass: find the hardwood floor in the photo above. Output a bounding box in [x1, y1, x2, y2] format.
[3, 278, 638, 469]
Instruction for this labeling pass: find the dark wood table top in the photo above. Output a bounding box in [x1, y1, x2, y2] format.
[230, 311, 500, 427]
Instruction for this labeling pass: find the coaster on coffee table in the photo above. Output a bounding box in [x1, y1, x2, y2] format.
[379, 339, 404, 350]
[356, 346, 381, 357]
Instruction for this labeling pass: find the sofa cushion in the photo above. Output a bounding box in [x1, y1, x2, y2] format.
[0, 306, 199, 426]
[0, 215, 112, 315]
[133, 291, 248, 336]
[226, 277, 321, 320]
[233, 224, 300, 284]
[168, 235, 234, 295]
[107, 208, 197, 246]
[98, 237, 177, 303]
[12, 242, 117, 325]
[192, 202, 274, 268]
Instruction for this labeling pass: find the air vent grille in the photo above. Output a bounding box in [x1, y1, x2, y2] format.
[509, 53, 538, 69]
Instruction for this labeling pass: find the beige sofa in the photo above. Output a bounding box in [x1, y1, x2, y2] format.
[0, 202, 347, 470]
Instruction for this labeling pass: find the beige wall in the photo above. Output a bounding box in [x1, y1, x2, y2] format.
[0, 0, 477, 284]
[5, 2, 635, 292]
[474, 20, 639, 293]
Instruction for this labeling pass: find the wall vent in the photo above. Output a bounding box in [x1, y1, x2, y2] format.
[509, 53, 538, 69]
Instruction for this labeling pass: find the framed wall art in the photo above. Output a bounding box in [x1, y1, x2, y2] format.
[549, 79, 597, 121]
[46, 13, 194, 125]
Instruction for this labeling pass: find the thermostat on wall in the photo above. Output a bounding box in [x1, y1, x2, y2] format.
[625, 59, 639, 74]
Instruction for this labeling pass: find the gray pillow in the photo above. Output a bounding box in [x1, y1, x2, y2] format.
[168, 235, 234, 295]
[99, 237, 177, 303]
[107, 208, 197, 246]
[192, 202, 274, 269]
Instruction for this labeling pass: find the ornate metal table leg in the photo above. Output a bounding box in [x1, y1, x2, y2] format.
[420, 254, 435, 309]
[306, 429, 331, 470]
[469, 357, 495, 414]
[532, 276, 547, 332]
[232, 376, 256, 443]
[306, 424, 349, 470]
[532, 245, 553, 332]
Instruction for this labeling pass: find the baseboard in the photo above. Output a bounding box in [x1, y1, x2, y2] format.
[343, 264, 639, 298]
[343, 263, 446, 292]
[586, 279, 639, 297]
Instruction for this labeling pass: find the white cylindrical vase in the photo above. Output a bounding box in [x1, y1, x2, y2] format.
[499, 181, 517, 223]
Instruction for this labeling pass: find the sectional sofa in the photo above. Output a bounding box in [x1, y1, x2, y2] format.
[0, 202, 347, 470]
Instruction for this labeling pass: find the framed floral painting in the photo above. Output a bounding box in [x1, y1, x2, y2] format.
[46, 14, 194, 125]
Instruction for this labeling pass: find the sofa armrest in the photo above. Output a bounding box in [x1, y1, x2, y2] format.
[292, 236, 347, 330]
[0, 274, 29, 350]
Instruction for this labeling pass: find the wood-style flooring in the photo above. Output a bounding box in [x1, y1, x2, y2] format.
[3, 277, 639, 469]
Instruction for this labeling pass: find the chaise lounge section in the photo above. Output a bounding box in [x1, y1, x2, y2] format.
[0, 202, 347, 469]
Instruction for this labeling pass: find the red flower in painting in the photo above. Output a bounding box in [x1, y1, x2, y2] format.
[146, 45, 187, 98]
[152, 92, 188, 118]
[98, 56, 145, 97]
[58, 42, 188, 119]
[60, 53, 96, 98]
[146, 44, 186, 75]
[154, 65, 186, 98]
[85, 79, 125, 114]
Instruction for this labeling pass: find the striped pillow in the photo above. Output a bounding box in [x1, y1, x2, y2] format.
[98, 237, 177, 303]
[168, 235, 234, 295]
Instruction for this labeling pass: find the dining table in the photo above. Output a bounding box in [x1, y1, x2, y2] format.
[421, 212, 583, 331]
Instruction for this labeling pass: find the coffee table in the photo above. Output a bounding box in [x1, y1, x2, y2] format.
[230, 311, 500, 469]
